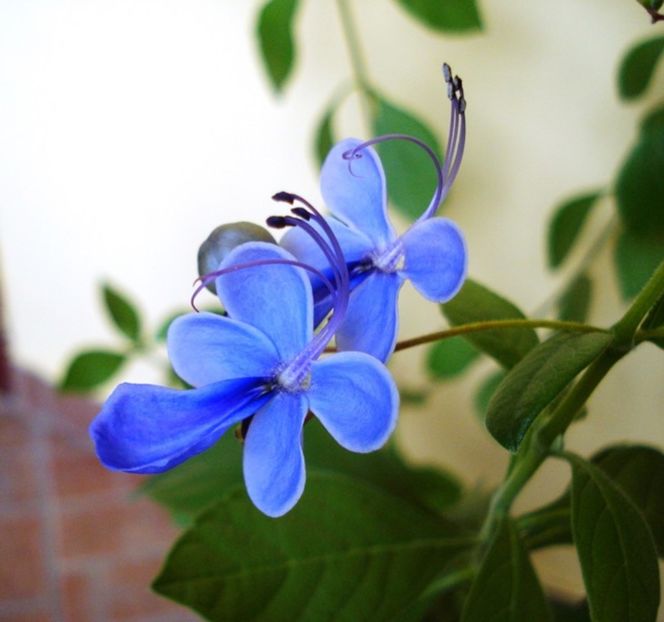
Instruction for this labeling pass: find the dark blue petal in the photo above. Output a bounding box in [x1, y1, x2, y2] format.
[336, 271, 404, 362]
[309, 352, 398, 452]
[90, 378, 270, 474]
[168, 312, 280, 387]
[401, 217, 467, 302]
[216, 242, 312, 362]
[321, 138, 396, 248]
[243, 392, 308, 517]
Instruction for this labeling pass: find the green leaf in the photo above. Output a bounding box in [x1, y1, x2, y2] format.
[550, 598, 590, 622]
[617, 36, 664, 100]
[372, 95, 443, 222]
[461, 518, 553, 622]
[102, 283, 141, 342]
[153, 473, 470, 622]
[256, 0, 299, 92]
[395, 0, 483, 32]
[427, 337, 478, 379]
[558, 274, 592, 322]
[59, 350, 125, 392]
[142, 419, 462, 522]
[613, 229, 664, 300]
[564, 452, 660, 622]
[486, 332, 612, 451]
[314, 103, 335, 167]
[474, 370, 506, 418]
[615, 125, 664, 237]
[522, 445, 664, 557]
[641, 104, 664, 133]
[441, 279, 539, 368]
[547, 192, 600, 268]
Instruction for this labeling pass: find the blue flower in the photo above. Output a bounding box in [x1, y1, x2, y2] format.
[90, 211, 399, 517]
[281, 64, 468, 361]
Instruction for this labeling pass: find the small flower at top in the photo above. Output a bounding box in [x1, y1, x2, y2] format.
[281, 64, 468, 362]
[89, 201, 399, 518]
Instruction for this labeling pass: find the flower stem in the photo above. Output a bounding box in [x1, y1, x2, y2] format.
[478, 260, 664, 543]
[336, 0, 373, 131]
[393, 318, 608, 352]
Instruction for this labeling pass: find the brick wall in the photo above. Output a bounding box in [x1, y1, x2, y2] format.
[0, 369, 199, 622]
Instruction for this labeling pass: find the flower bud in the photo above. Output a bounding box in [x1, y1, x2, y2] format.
[197, 222, 276, 293]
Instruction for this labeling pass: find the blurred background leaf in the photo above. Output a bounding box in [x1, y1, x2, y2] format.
[256, 0, 299, 92]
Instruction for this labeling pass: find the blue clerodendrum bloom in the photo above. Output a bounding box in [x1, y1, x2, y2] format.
[90, 204, 399, 517]
[281, 64, 468, 362]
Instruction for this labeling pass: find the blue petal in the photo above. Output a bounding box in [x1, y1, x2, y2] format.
[336, 271, 404, 362]
[321, 138, 396, 248]
[401, 217, 467, 302]
[280, 217, 374, 325]
[90, 378, 270, 474]
[216, 242, 312, 362]
[168, 312, 280, 387]
[309, 352, 399, 452]
[243, 392, 308, 517]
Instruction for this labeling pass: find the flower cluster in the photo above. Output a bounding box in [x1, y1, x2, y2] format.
[89, 64, 467, 517]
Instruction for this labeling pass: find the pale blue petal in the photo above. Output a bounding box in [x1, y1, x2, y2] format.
[336, 271, 404, 362]
[309, 352, 399, 452]
[401, 217, 467, 302]
[216, 242, 312, 362]
[90, 378, 270, 474]
[321, 138, 396, 248]
[243, 392, 308, 517]
[168, 312, 280, 387]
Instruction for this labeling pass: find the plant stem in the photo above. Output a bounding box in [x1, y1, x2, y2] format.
[336, 0, 373, 131]
[478, 261, 664, 542]
[612, 259, 664, 347]
[393, 318, 607, 352]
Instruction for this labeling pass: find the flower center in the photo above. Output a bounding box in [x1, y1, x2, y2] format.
[370, 239, 405, 273]
[275, 360, 312, 393]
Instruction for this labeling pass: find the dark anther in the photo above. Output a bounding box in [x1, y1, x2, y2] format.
[442, 63, 452, 83]
[272, 191, 297, 204]
[291, 206, 312, 220]
[266, 215, 288, 229]
[459, 97, 467, 113]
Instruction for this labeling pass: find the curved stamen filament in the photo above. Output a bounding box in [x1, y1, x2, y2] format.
[191, 258, 336, 312]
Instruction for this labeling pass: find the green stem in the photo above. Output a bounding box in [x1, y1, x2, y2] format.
[336, 0, 373, 131]
[636, 327, 664, 343]
[393, 318, 607, 352]
[612, 260, 664, 346]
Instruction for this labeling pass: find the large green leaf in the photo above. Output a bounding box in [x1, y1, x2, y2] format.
[613, 229, 664, 300]
[142, 419, 462, 522]
[372, 95, 444, 222]
[427, 336, 478, 379]
[395, 0, 483, 32]
[59, 349, 126, 392]
[558, 274, 592, 323]
[617, 35, 664, 100]
[615, 125, 664, 237]
[153, 473, 471, 622]
[441, 279, 539, 368]
[486, 332, 612, 451]
[256, 0, 299, 92]
[521, 445, 664, 557]
[565, 453, 660, 622]
[102, 282, 142, 342]
[461, 518, 553, 622]
[547, 192, 600, 268]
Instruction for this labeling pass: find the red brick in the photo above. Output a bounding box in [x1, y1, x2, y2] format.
[1, 610, 52, 622]
[120, 498, 180, 553]
[56, 501, 128, 560]
[50, 442, 123, 500]
[61, 569, 98, 622]
[107, 556, 184, 621]
[0, 407, 31, 449]
[0, 445, 39, 506]
[0, 516, 46, 600]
